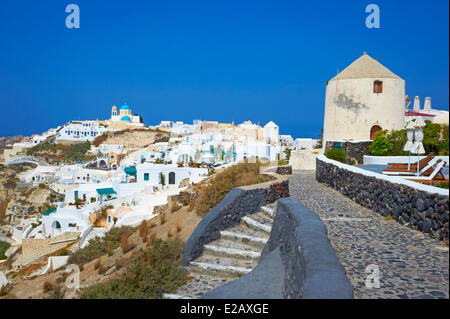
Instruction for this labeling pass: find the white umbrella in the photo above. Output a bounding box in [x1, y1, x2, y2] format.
[403, 120, 415, 169]
[411, 116, 426, 175]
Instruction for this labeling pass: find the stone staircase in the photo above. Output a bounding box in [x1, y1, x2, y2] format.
[164, 203, 276, 299]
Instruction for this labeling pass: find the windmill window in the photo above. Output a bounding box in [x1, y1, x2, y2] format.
[373, 80, 383, 93]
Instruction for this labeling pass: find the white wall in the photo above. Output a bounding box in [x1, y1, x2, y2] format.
[323, 77, 405, 145]
[364, 155, 449, 166]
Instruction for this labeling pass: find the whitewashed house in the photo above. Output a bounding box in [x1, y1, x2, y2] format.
[56, 121, 107, 143]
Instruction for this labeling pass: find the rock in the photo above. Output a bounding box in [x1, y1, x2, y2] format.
[415, 199, 425, 212]
[440, 212, 449, 224]
[422, 219, 432, 233]
[426, 207, 433, 219]
[417, 220, 424, 231]
[431, 219, 438, 231]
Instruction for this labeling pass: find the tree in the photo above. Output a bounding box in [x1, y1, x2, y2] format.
[315, 129, 324, 149]
[283, 147, 292, 161]
[369, 130, 392, 156]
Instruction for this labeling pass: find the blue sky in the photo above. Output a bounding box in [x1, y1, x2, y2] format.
[0, 0, 448, 138]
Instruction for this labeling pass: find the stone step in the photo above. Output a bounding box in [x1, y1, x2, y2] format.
[174, 272, 234, 298]
[219, 229, 268, 249]
[249, 211, 274, 226]
[204, 239, 261, 260]
[189, 254, 257, 278]
[260, 206, 276, 219]
[226, 222, 270, 239]
[242, 215, 272, 234]
[163, 293, 190, 299]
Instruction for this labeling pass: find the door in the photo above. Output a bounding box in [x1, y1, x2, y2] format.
[168, 172, 175, 185]
[370, 125, 382, 140]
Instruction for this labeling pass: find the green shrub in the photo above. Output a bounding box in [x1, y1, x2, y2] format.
[26, 141, 93, 164]
[80, 239, 187, 299]
[369, 130, 392, 156]
[369, 121, 449, 156]
[0, 241, 10, 260]
[434, 182, 449, 189]
[324, 148, 347, 163]
[68, 226, 136, 266]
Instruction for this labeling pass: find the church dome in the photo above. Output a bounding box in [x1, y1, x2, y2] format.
[121, 116, 131, 121]
[120, 104, 131, 110]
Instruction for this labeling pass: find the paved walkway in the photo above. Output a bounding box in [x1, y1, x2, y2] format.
[289, 170, 449, 299]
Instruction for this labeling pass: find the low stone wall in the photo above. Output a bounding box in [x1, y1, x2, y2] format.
[181, 174, 289, 265]
[325, 141, 372, 165]
[262, 197, 353, 298]
[204, 197, 353, 299]
[16, 232, 79, 267]
[276, 165, 292, 175]
[316, 157, 449, 241]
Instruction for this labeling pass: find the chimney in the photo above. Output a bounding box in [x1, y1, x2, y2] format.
[424, 97, 431, 110]
[413, 96, 420, 111]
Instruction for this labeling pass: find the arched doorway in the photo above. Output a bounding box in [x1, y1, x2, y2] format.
[168, 172, 176, 185]
[52, 221, 62, 236]
[370, 125, 382, 140]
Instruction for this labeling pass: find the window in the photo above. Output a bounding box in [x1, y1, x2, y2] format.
[373, 80, 382, 93]
[144, 173, 149, 181]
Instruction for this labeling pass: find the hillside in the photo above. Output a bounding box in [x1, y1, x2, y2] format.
[93, 129, 170, 149]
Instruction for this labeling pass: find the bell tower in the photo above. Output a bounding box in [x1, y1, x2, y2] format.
[112, 105, 117, 117]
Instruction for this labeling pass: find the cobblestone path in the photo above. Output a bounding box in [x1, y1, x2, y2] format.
[289, 170, 449, 299]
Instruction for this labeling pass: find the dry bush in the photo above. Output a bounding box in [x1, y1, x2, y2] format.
[159, 213, 167, 225]
[106, 245, 114, 256]
[43, 281, 54, 293]
[147, 232, 157, 247]
[120, 234, 130, 253]
[94, 259, 102, 270]
[189, 161, 272, 217]
[139, 220, 149, 239]
[170, 201, 181, 213]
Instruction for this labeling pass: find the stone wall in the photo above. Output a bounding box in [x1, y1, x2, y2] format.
[316, 157, 449, 241]
[203, 197, 354, 299]
[275, 165, 292, 175]
[16, 232, 79, 267]
[181, 174, 289, 265]
[325, 141, 372, 165]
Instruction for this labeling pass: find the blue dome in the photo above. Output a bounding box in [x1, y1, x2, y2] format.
[121, 116, 131, 121]
[120, 104, 131, 110]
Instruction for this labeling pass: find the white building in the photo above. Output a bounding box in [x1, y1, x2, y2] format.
[405, 96, 449, 125]
[323, 52, 405, 146]
[279, 135, 294, 147]
[294, 138, 319, 150]
[55, 121, 107, 142]
[263, 121, 279, 145]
